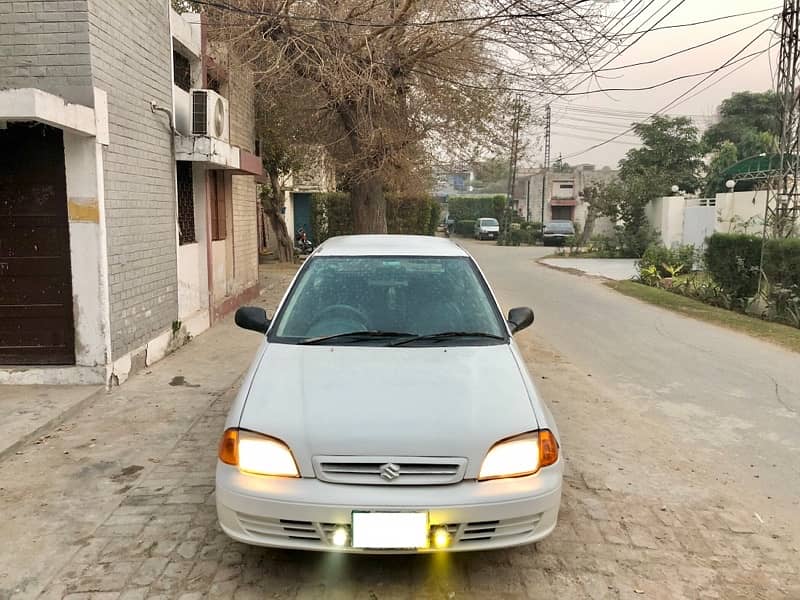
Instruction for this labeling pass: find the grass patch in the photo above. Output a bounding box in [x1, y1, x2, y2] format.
[606, 280, 800, 354]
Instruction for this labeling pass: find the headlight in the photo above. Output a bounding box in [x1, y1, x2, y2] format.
[478, 430, 559, 480]
[218, 428, 300, 477]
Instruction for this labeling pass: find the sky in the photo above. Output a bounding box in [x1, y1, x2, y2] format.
[536, 0, 779, 170]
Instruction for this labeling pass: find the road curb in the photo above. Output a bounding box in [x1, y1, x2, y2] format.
[0, 385, 106, 461]
[535, 257, 612, 281]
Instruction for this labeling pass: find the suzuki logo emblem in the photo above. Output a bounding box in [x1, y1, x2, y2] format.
[379, 462, 401, 481]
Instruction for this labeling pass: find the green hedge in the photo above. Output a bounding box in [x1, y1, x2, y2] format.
[386, 193, 440, 236]
[763, 237, 800, 290]
[454, 220, 476, 236]
[311, 192, 439, 243]
[704, 234, 763, 298]
[447, 195, 506, 222]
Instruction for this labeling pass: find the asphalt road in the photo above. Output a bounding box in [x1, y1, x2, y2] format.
[462, 239, 800, 538]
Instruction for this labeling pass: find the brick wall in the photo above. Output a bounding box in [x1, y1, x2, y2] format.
[226, 57, 254, 152]
[227, 59, 258, 294]
[88, 0, 178, 359]
[0, 0, 94, 106]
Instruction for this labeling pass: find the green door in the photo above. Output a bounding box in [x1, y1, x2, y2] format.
[293, 193, 313, 242]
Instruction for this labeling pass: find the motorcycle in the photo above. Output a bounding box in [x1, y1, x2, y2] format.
[294, 228, 313, 254]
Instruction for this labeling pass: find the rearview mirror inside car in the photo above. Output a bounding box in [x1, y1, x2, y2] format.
[235, 306, 270, 334]
[507, 307, 534, 334]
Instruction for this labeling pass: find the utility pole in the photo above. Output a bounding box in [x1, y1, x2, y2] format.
[505, 95, 523, 237]
[765, 0, 800, 237]
[540, 104, 551, 226]
[526, 179, 531, 222]
[758, 0, 800, 298]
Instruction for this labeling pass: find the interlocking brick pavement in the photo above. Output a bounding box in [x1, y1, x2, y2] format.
[4, 263, 799, 600]
[36, 385, 800, 600]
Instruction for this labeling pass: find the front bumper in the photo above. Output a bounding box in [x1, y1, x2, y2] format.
[216, 461, 562, 553]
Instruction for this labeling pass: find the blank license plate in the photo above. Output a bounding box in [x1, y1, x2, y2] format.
[351, 512, 429, 549]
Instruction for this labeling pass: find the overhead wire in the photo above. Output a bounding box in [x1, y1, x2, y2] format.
[560, 30, 778, 160]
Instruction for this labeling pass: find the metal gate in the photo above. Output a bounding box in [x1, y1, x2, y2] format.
[682, 198, 717, 250]
[0, 123, 75, 365]
[293, 193, 313, 241]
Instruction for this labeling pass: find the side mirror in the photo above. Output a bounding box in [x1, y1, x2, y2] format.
[235, 306, 270, 334]
[507, 307, 534, 334]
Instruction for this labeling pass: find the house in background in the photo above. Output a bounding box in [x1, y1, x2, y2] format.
[515, 164, 618, 233]
[257, 147, 335, 254]
[0, 2, 262, 385]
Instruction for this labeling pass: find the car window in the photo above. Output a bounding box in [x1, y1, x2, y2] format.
[545, 222, 574, 233]
[480, 218, 498, 226]
[271, 256, 507, 343]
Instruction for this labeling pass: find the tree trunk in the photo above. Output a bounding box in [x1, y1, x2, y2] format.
[351, 174, 387, 233]
[261, 171, 294, 262]
[579, 205, 598, 247]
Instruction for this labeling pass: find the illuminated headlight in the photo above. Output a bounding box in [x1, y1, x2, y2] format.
[218, 428, 300, 477]
[478, 430, 559, 481]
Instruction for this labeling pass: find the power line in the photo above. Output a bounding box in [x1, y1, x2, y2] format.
[537, 15, 776, 79]
[560, 30, 777, 159]
[565, 0, 690, 94]
[410, 41, 771, 97]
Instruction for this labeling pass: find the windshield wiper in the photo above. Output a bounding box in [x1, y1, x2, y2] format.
[389, 331, 505, 347]
[298, 330, 414, 345]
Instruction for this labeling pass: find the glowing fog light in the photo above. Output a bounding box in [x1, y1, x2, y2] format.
[332, 527, 349, 547]
[432, 527, 451, 549]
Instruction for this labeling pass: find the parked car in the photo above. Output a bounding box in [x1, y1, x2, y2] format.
[217, 235, 562, 553]
[474, 217, 500, 240]
[542, 220, 575, 246]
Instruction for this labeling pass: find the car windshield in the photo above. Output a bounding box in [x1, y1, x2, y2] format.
[480, 218, 499, 226]
[546, 222, 574, 233]
[271, 256, 507, 344]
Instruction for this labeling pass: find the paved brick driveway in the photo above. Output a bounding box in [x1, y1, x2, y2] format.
[38, 387, 799, 600]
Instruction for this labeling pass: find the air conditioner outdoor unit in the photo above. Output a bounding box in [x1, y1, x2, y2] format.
[191, 89, 229, 142]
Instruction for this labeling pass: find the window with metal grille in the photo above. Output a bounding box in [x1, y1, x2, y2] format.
[177, 161, 196, 245]
[209, 170, 227, 241]
[173, 51, 191, 92]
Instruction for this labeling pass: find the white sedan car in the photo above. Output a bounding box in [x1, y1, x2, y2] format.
[216, 235, 562, 553]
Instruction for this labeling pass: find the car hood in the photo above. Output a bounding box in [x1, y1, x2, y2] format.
[239, 343, 539, 478]
[480, 225, 500, 231]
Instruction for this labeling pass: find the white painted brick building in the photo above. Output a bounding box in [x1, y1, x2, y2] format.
[0, 2, 263, 385]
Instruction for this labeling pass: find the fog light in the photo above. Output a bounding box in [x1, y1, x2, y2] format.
[332, 526, 349, 547]
[432, 526, 451, 549]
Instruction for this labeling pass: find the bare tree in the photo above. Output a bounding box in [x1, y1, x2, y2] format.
[207, 0, 605, 232]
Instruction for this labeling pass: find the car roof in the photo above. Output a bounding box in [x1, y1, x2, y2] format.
[315, 235, 469, 257]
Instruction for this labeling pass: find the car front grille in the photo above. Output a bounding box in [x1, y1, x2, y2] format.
[235, 512, 544, 549]
[312, 456, 467, 485]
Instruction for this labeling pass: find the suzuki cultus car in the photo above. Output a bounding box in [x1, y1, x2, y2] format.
[216, 235, 562, 553]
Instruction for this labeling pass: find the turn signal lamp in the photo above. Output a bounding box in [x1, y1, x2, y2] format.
[538, 429, 559, 468]
[218, 428, 239, 465]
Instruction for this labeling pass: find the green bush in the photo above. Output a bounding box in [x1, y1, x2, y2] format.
[638, 244, 696, 278]
[386, 194, 440, 236]
[311, 193, 440, 242]
[311, 192, 353, 243]
[704, 233, 763, 299]
[762, 237, 800, 290]
[454, 220, 476, 236]
[588, 234, 619, 256]
[447, 196, 506, 222]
